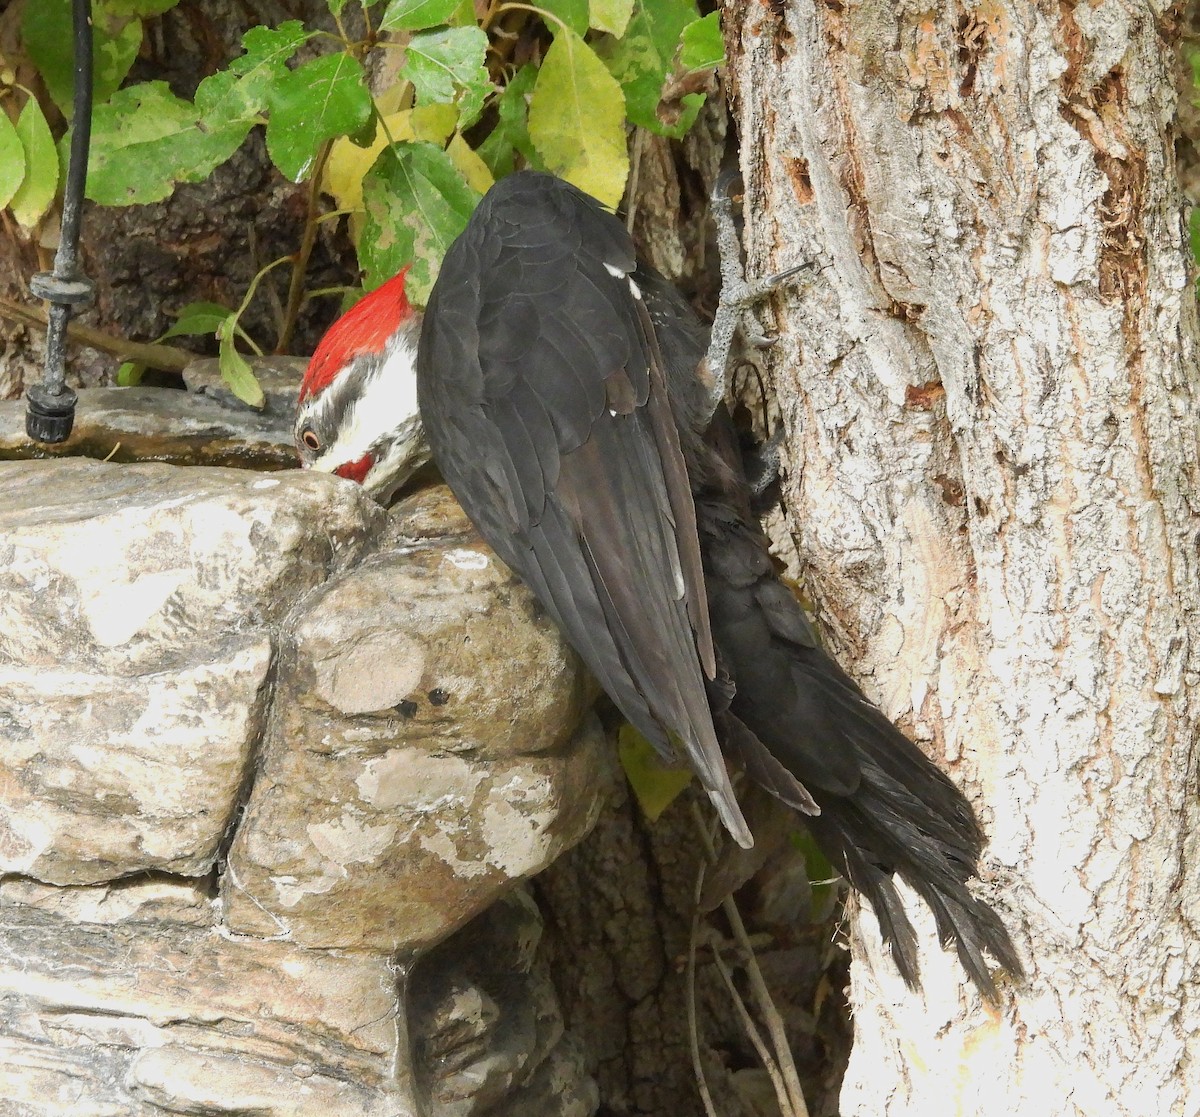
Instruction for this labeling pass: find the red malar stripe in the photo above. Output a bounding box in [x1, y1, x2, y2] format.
[334, 453, 373, 484]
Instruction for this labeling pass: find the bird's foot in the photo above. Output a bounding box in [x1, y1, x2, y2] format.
[741, 426, 786, 500]
[706, 173, 811, 415]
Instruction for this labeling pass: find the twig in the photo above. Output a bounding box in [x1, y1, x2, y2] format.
[231, 254, 292, 355]
[276, 138, 336, 354]
[625, 127, 645, 234]
[709, 933, 796, 1116]
[495, 3, 569, 35]
[249, 225, 286, 341]
[0, 296, 194, 373]
[690, 802, 810, 1117]
[721, 884, 810, 1116]
[686, 858, 721, 1117]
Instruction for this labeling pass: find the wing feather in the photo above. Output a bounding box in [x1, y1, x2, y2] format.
[418, 171, 751, 846]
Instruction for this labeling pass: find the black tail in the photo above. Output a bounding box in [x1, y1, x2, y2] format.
[696, 415, 1023, 1000]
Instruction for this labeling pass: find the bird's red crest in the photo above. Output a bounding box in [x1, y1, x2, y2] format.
[299, 268, 413, 402]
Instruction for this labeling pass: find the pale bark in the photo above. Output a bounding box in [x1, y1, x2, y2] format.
[723, 1, 1200, 1112]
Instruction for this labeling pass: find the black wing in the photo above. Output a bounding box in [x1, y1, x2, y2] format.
[417, 171, 752, 847]
[689, 408, 1022, 997]
[634, 273, 1021, 997]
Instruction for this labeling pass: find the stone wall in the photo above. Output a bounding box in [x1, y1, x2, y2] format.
[0, 458, 610, 1115]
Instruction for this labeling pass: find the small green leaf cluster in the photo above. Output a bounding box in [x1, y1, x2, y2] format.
[2, 0, 187, 228]
[4, 0, 725, 404]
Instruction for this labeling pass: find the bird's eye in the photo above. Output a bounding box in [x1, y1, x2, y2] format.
[301, 428, 321, 452]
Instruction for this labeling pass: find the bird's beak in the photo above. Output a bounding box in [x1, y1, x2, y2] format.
[359, 422, 431, 504]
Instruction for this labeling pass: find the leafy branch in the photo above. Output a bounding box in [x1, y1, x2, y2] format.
[3, 0, 727, 403]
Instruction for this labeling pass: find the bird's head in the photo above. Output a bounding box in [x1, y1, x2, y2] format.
[294, 268, 430, 503]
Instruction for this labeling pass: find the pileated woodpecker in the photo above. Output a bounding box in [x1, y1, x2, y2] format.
[295, 171, 1022, 998]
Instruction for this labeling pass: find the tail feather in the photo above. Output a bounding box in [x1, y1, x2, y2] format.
[715, 708, 820, 816]
[694, 419, 1022, 999]
[807, 771, 1021, 997]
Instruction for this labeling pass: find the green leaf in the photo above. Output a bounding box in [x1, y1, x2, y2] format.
[9, 97, 59, 227]
[86, 81, 252, 205]
[680, 11, 723, 70]
[0, 112, 25, 211]
[359, 142, 480, 304]
[528, 27, 628, 208]
[160, 301, 233, 340]
[476, 64, 541, 178]
[116, 361, 145, 386]
[95, 17, 145, 103]
[266, 52, 373, 182]
[538, 0, 589, 36]
[235, 22, 316, 81]
[400, 27, 491, 129]
[590, 0, 634, 37]
[218, 330, 265, 408]
[788, 829, 842, 920]
[617, 724, 692, 823]
[599, 0, 703, 137]
[20, 1, 74, 113]
[195, 22, 315, 124]
[23, 0, 144, 114]
[379, 0, 460, 31]
[446, 0, 477, 25]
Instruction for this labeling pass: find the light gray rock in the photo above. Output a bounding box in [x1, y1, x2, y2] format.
[0, 903, 407, 1116]
[413, 889, 600, 1117]
[0, 460, 382, 884]
[223, 486, 612, 952]
[0, 641, 270, 884]
[0, 882, 599, 1117]
[0, 875, 214, 927]
[126, 1048, 401, 1117]
[0, 459, 381, 673]
[183, 354, 304, 423]
[0, 466, 606, 1116]
[0, 387, 297, 471]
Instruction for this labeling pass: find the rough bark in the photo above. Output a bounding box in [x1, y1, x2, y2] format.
[535, 775, 851, 1117]
[723, 0, 1200, 1112]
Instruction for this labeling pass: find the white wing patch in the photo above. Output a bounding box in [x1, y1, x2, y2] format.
[602, 261, 641, 302]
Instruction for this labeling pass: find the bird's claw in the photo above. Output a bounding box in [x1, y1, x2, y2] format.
[706, 173, 810, 416]
[741, 426, 786, 500]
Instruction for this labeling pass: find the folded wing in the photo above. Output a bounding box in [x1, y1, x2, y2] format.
[417, 171, 752, 847]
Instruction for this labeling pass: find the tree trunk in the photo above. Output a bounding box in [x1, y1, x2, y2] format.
[723, 1, 1200, 1112]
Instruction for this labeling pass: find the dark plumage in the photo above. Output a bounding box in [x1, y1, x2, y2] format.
[417, 171, 1021, 997]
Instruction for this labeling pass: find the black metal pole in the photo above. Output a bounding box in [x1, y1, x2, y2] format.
[25, 0, 96, 444]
